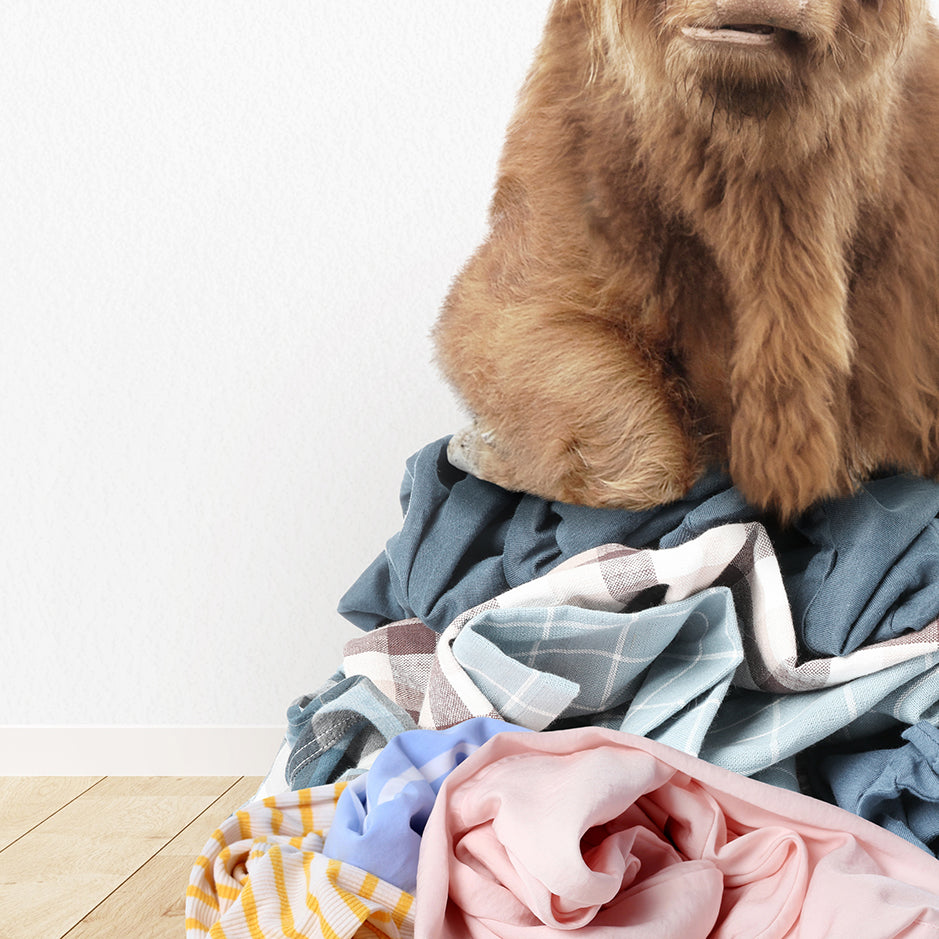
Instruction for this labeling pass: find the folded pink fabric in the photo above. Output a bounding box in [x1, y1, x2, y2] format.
[415, 728, 939, 938]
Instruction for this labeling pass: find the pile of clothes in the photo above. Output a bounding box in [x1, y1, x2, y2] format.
[187, 437, 939, 937]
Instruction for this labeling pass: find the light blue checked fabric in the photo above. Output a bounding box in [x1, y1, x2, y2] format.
[699, 655, 939, 776]
[285, 611, 939, 796]
[452, 587, 743, 759]
[288, 518, 939, 798]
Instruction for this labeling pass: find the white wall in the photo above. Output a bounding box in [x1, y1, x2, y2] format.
[0, 2, 552, 750]
[1, 0, 936, 770]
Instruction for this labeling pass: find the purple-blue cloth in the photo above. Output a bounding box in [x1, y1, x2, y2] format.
[337, 438, 939, 656]
[321, 717, 528, 892]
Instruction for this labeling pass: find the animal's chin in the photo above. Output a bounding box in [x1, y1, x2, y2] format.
[665, 22, 803, 118]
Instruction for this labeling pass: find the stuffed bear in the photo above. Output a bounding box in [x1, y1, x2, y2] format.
[433, 0, 939, 520]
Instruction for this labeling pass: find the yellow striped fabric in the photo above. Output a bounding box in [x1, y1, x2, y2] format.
[186, 783, 415, 939]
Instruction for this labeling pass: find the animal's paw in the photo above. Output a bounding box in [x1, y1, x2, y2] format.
[730, 407, 855, 521]
[446, 419, 699, 510]
[575, 442, 700, 509]
[447, 423, 526, 491]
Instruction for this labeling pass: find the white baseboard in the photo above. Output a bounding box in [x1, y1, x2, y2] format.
[0, 725, 286, 776]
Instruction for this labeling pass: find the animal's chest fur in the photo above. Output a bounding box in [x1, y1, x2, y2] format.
[586, 163, 738, 446]
[434, 0, 939, 518]
[657, 233, 737, 445]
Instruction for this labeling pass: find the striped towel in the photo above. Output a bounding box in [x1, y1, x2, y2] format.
[186, 784, 415, 938]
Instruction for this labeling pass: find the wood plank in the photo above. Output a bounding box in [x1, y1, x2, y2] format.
[63, 776, 264, 938]
[0, 777, 104, 851]
[0, 776, 240, 939]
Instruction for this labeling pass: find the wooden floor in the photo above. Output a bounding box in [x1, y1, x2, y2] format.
[0, 775, 263, 938]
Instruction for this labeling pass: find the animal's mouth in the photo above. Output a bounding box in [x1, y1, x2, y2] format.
[681, 23, 794, 47]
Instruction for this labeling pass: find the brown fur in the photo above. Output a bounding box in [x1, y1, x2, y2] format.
[433, 0, 939, 520]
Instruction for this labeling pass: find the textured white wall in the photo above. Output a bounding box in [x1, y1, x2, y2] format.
[0, 1, 551, 729]
[1, 0, 936, 736]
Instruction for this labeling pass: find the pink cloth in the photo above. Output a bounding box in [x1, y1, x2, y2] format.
[414, 728, 939, 938]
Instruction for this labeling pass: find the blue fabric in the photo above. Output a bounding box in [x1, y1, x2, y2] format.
[322, 717, 528, 892]
[784, 477, 939, 655]
[337, 438, 939, 658]
[285, 674, 416, 790]
[700, 655, 939, 778]
[337, 439, 735, 635]
[455, 589, 743, 754]
[816, 721, 939, 857]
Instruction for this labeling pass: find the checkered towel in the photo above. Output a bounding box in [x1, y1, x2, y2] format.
[338, 524, 937, 774]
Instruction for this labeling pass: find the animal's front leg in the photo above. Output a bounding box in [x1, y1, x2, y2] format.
[435, 301, 702, 509]
[726, 255, 856, 519]
[697, 170, 860, 520]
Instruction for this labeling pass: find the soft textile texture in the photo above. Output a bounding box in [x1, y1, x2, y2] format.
[286, 669, 419, 787]
[324, 718, 527, 892]
[339, 438, 939, 656]
[816, 721, 939, 855]
[415, 727, 939, 938]
[288, 523, 939, 789]
[186, 784, 415, 938]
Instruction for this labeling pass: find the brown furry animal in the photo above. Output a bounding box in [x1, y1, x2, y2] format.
[433, 0, 939, 520]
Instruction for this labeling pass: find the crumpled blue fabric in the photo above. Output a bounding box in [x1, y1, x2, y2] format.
[337, 437, 939, 657]
[784, 477, 939, 655]
[815, 721, 939, 857]
[285, 674, 416, 789]
[453, 588, 742, 754]
[322, 717, 528, 892]
[337, 438, 735, 635]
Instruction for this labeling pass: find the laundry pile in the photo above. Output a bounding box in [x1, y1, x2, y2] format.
[187, 437, 939, 937]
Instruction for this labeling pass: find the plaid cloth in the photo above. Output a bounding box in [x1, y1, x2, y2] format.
[186, 783, 414, 939]
[287, 522, 939, 789]
[286, 673, 418, 788]
[339, 439, 939, 659]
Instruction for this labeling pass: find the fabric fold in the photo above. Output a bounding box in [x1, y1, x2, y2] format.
[289, 522, 939, 789]
[414, 727, 939, 938]
[185, 784, 415, 939]
[338, 439, 939, 659]
[815, 721, 939, 854]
